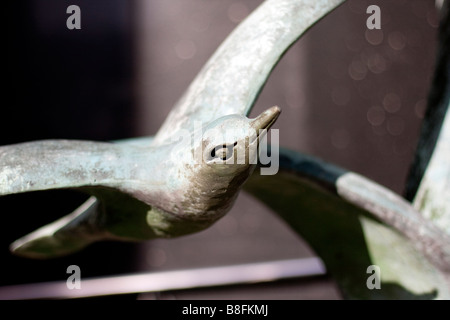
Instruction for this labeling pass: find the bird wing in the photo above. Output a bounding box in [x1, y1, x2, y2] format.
[243, 147, 450, 299]
[6, 137, 157, 259]
[151, 0, 346, 145]
[10, 189, 156, 259]
[0, 139, 153, 196]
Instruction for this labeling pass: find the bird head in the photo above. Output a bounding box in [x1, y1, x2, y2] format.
[174, 106, 281, 220]
[199, 106, 281, 171]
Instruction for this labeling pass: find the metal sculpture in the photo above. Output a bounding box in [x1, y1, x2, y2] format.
[1, 0, 449, 299]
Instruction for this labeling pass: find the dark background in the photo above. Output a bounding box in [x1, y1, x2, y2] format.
[1, 0, 439, 299]
[2, 0, 138, 287]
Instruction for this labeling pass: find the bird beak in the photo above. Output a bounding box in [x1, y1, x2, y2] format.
[250, 106, 281, 136]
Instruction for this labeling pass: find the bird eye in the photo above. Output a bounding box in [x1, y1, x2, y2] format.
[210, 142, 237, 161]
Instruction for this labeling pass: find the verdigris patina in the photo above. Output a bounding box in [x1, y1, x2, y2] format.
[2, 0, 345, 258]
[2, 108, 279, 257]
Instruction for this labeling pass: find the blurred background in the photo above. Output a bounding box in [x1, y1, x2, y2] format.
[1, 0, 440, 299]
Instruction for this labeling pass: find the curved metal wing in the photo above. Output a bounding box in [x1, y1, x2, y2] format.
[152, 0, 346, 145]
[405, 1, 450, 236]
[244, 147, 450, 299]
[0, 139, 152, 196]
